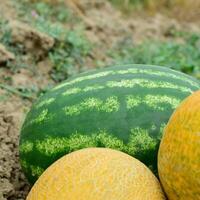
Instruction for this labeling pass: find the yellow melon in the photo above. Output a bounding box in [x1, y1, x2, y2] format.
[27, 148, 165, 200]
[158, 90, 200, 200]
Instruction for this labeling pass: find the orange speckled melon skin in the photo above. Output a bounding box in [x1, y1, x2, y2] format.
[158, 90, 200, 200]
[27, 148, 165, 200]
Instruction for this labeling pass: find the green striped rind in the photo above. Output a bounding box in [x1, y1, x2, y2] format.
[19, 64, 200, 184]
[51, 67, 200, 91]
[63, 96, 120, 116]
[20, 126, 165, 156]
[60, 79, 193, 98]
[20, 125, 165, 179]
[126, 95, 181, 111]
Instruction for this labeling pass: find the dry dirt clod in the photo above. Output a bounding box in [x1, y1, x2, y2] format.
[0, 178, 13, 195]
[0, 102, 30, 200]
[9, 21, 55, 59]
[0, 44, 15, 64]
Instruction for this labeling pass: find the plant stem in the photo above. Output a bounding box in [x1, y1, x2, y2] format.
[0, 83, 36, 100]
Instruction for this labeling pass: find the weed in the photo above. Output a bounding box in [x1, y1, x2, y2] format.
[49, 29, 91, 82]
[109, 0, 200, 21]
[0, 19, 11, 46]
[17, 0, 91, 82]
[29, 16, 91, 82]
[0, 83, 36, 100]
[18, 0, 76, 23]
[0, 19, 29, 73]
[108, 33, 200, 79]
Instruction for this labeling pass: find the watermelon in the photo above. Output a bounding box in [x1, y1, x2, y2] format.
[19, 64, 200, 184]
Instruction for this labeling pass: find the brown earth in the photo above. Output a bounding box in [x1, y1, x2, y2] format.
[0, 98, 30, 200]
[0, 0, 200, 199]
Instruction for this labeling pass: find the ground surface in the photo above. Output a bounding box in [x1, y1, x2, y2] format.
[0, 0, 200, 199]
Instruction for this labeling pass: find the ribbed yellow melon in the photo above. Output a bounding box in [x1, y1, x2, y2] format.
[27, 148, 165, 200]
[158, 90, 200, 200]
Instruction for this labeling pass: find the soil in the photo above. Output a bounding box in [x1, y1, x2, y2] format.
[0, 0, 199, 199]
[0, 98, 30, 200]
[0, 44, 15, 63]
